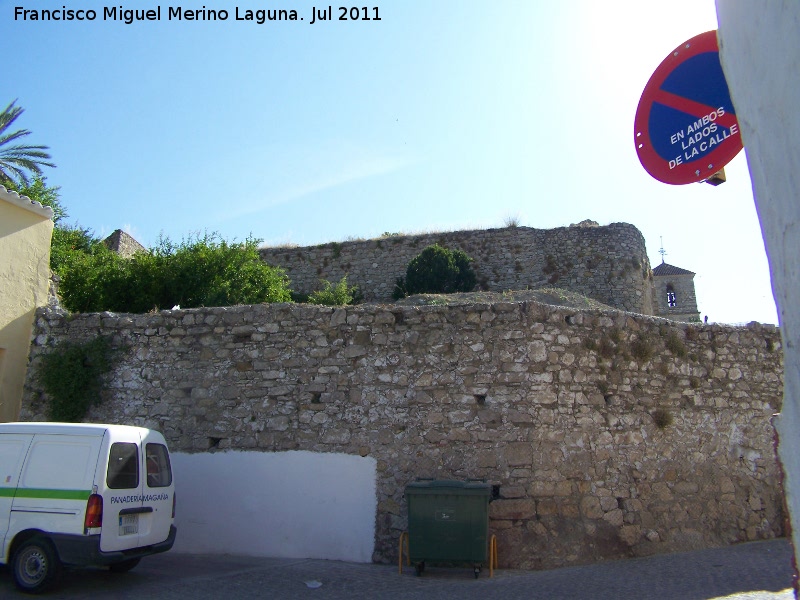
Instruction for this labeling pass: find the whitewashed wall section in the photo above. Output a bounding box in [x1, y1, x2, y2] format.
[717, 0, 800, 574]
[170, 451, 377, 562]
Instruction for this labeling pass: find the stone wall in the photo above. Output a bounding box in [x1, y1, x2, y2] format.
[22, 300, 783, 569]
[260, 222, 655, 314]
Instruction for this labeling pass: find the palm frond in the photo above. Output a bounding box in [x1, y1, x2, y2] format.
[0, 129, 33, 146]
[0, 100, 24, 131]
[0, 163, 31, 186]
[0, 99, 54, 186]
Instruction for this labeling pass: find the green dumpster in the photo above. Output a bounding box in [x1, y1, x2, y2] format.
[405, 479, 491, 577]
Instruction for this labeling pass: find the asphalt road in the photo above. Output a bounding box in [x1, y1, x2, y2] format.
[0, 538, 794, 599]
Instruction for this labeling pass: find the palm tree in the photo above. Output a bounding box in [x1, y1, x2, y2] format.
[0, 100, 55, 186]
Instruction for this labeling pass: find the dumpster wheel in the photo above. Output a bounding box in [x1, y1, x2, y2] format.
[398, 530, 498, 579]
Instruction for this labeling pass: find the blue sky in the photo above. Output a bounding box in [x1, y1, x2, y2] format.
[4, 0, 778, 324]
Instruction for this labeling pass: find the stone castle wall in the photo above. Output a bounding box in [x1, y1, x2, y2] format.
[260, 222, 655, 314]
[22, 299, 783, 569]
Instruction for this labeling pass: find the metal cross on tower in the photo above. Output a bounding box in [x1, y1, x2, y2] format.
[659, 237, 667, 264]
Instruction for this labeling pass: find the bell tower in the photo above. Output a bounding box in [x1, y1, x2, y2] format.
[651, 240, 700, 322]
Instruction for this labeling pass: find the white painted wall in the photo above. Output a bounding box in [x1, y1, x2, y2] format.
[716, 0, 800, 570]
[170, 451, 377, 562]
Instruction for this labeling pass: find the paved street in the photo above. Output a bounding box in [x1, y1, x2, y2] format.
[0, 538, 794, 599]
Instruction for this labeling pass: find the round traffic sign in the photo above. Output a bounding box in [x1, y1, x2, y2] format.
[634, 30, 743, 185]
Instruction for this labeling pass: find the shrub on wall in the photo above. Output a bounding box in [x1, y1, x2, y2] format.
[393, 244, 476, 299]
[37, 336, 123, 422]
[307, 276, 361, 306]
[58, 233, 292, 313]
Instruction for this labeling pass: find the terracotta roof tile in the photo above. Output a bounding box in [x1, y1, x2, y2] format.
[653, 262, 695, 276]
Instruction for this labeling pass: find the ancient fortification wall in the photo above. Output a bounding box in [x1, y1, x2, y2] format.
[260, 222, 655, 314]
[22, 299, 783, 569]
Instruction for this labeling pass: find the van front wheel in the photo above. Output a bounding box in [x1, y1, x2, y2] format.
[109, 558, 141, 573]
[12, 537, 62, 594]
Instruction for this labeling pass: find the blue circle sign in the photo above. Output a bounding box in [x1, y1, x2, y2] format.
[634, 30, 743, 185]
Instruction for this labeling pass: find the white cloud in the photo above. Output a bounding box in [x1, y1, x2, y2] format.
[220, 140, 413, 221]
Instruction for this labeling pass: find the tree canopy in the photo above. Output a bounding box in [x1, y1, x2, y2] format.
[58, 233, 292, 313]
[8, 178, 292, 313]
[394, 244, 476, 298]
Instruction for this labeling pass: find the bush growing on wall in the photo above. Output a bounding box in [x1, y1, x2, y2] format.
[307, 276, 361, 306]
[393, 244, 476, 299]
[59, 233, 292, 313]
[37, 336, 123, 422]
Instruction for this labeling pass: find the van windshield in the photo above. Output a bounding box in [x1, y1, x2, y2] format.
[107, 442, 139, 489]
[146, 443, 172, 488]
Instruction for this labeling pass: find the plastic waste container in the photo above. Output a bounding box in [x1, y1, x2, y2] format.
[404, 479, 491, 578]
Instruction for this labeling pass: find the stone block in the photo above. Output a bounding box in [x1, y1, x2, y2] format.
[603, 509, 624, 527]
[719, 477, 736, 494]
[537, 498, 558, 516]
[580, 496, 603, 520]
[674, 481, 700, 495]
[499, 485, 526, 499]
[490, 499, 536, 520]
[559, 501, 580, 518]
[619, 525, 641, 546]
[504, 443, 533, 467]
[553, 481, 573, 498]
[600, 496, 618, 512]
[529, 481, 555, 497]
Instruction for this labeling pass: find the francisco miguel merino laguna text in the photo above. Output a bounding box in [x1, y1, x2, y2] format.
[14, 5, 382, 25]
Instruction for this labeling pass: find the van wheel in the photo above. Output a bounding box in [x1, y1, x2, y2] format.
[12, 537, 62, 594]
[109, 558, 141, 573]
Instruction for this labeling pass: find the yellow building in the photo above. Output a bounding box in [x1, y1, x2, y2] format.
[0, 185, 53, 422]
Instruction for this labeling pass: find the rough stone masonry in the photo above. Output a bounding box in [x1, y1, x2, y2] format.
[260, 222, 655, 314]
[23, 298, 783, 569]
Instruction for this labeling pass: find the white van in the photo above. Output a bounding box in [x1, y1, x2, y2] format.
[0, 423, 176, 593]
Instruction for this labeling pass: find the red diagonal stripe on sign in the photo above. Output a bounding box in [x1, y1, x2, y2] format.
[652, 88, 739, 129]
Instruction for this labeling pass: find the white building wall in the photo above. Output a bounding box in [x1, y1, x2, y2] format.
[716, 0, 800, 571]
[170, 451, 377, 562]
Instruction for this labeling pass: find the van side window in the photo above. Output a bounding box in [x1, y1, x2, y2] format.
[107, 443, 139, 489]
[146, 443, 172, 488]
[22, 441, 93, 489]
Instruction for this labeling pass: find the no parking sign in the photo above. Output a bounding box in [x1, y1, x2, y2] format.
[634, 30, 743, 184]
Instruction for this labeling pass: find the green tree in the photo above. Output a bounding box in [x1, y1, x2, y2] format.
[58, 233, 292, 313]
[6, 177, 293, 314]
[394, 244, 476, 299]
[50, 224, 100, 273]
[0, 100, 55, 186]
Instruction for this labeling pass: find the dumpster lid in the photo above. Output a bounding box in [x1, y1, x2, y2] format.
[406, 478, 491, 490]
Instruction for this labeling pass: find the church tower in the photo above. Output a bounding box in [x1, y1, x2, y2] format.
[652, 262, 701, 322]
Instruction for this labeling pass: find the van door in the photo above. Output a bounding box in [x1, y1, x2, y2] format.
[100, 429, 174, 552]
[139, 429, 174, 547]
[12, 433, 103, 548]
[0, 434, 33, 561]
[100, 431, 145, 552]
